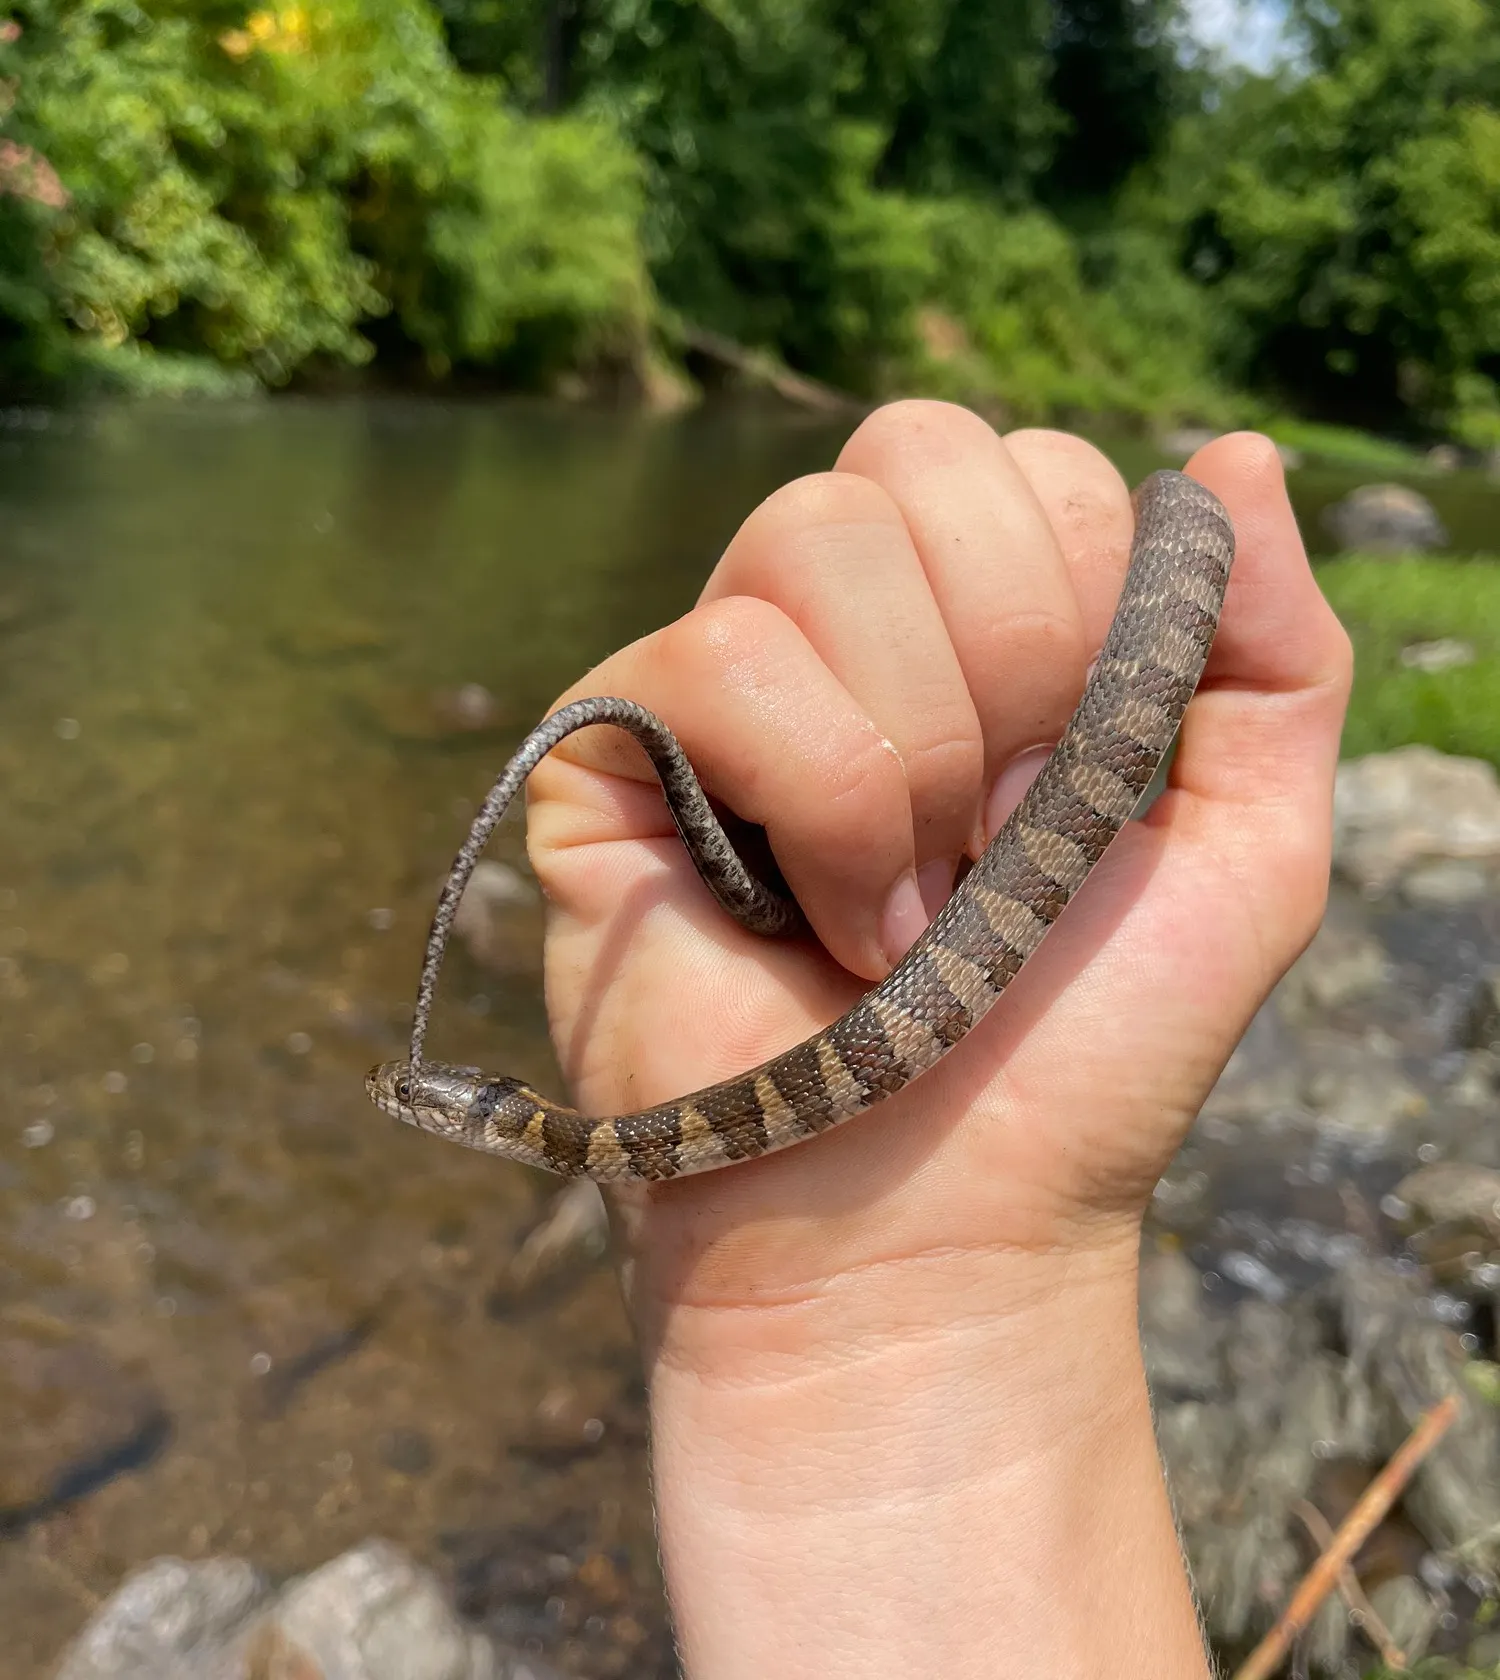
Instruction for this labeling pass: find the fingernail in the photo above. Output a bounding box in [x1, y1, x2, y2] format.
[917, 856, 956, 919]
[984, 746, 1054, 841]
[881, 871, 928, 967]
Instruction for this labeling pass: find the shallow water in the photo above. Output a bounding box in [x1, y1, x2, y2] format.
[0, 396, 1495, 1676]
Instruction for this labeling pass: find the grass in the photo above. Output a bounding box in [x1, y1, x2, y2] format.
[1267, 418, 1434, 474]
[1317, 555, 1500, 767]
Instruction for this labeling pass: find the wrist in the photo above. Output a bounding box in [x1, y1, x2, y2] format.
[643, 1236, 1209, 1680]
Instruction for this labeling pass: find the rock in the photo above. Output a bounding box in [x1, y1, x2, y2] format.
[1276, 917, 1391, 1022]
[509, 1181, 609, 1288]
[55, 1542, 517, 1680]
[55, 1557, 271, 1680]
[1333, 747, 1500, 901]
[435, 684, 504, 734]
[511, 1385, 612, 1465]
[377, 1428, 434, 1477]
[1323, 483, 1448, 553]
[1298, 1031, 1427, 1139]
[1443, 1049, 1499, 1109]
[1402, 857, 1497, 907]
[1337, 1258, 1500, 1564]
[359, 684, 508, 746]
[1462, 974, 1500, 1052]
[1141, 1249, 1221, 1400]
[271, 1541, 500, 1680]
[1425, 443, 1462, 473]
[1366, 1574, 1440, 1663]
[452, 862, 541, 973]
[1392, 1161, 1500, 1246]
[1158, 427, 1219, 461]
[1400, 637, 1476, 673]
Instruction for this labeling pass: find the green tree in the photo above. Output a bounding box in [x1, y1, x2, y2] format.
[1043, 0, 1187, 206]
[1, 0, 652, 393]
[1163, 0, 1500, 442]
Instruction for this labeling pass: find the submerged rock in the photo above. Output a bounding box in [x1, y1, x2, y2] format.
[1323, 483, 1448, 554]
[451, 861, 541, 974]
[56, 1556, 270, 1680]
[360, 683, 508, 746]
[509, 1181, 610, 1289]
[271, 1543, 503, 1680]
[54, 1541, 522, 1680]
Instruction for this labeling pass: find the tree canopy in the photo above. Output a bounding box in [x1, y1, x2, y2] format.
[1, 0, 1496, 443]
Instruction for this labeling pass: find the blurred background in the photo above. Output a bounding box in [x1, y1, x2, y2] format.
[2, 2, 1500, 1677]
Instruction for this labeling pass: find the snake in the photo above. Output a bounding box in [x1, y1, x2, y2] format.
[367, 469, 1234, 1182]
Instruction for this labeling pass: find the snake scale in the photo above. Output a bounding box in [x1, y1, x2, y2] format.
[367, 468, 1235, 1181]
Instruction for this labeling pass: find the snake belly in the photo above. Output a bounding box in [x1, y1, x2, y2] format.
[366, 469, 1234, 1181]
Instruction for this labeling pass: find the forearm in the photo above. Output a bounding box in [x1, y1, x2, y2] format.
[646, 1241, 1210, 1680]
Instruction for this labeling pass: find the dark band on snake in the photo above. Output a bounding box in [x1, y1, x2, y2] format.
[366, 468, 1235, 1182]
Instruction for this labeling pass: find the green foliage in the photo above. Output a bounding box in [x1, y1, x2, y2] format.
[1319, 555, 1500, 767]
[1043, 0, 1189, 205]
[1, 0, 651, 391]
[1159, 0, 1500, 440]
[1266, 419, 1432, 472]
[905, 200, 1228, 423]
[2, 0, 1494, 444]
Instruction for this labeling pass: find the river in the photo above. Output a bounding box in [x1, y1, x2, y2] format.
[0, 396, 1494, 1677]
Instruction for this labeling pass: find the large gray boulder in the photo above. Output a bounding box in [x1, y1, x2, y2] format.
[1333, 746, 1500, 902]
[1323, 483, 1447, 554]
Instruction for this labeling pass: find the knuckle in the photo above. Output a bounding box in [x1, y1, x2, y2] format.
[819, 726, 908, 825]
[902, 728, 985, 814]
[679, 593, 796, 670]
[976, 609, 1091, 729]
[746, 470, 900, 537]
[852, 397, 997, 455]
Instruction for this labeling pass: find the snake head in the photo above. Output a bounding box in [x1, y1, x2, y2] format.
[366, 1059, 487, 1140]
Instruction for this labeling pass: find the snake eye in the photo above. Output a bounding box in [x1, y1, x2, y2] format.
[395, 1076, 413, 1103]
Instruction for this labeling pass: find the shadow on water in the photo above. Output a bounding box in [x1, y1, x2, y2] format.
[0, 395, 1495, 1676]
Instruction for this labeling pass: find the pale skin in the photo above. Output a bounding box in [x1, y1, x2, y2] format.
[521, 403, 1352, 1679]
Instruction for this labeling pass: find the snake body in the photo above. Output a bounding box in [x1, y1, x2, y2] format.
[366, 469, 1234, 1181]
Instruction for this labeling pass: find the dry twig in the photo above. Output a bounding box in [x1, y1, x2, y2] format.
[1231, 1394, 1459, 1680]
[1290, 1499, 1405, 1670]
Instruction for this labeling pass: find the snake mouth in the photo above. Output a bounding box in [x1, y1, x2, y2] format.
[365, 1062, 415, 1121]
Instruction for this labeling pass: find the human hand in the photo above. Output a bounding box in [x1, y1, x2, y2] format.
[524, 402, 1351, 1679]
